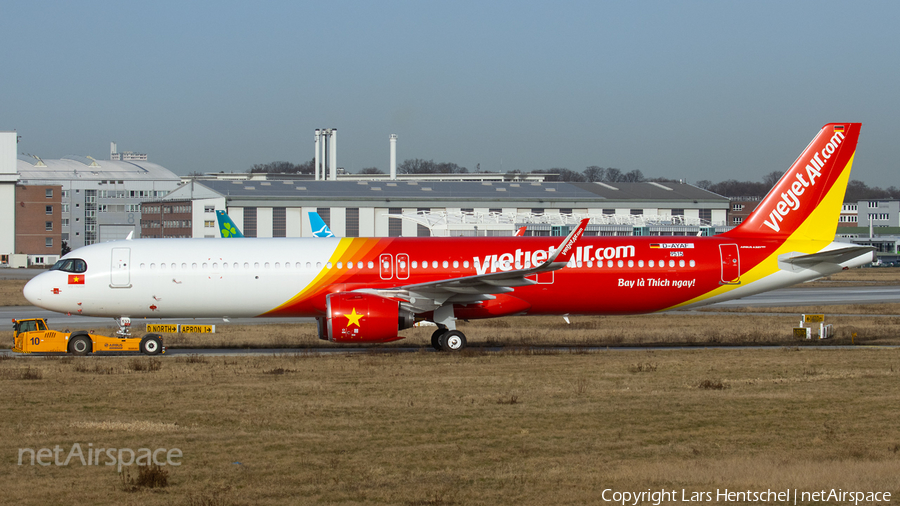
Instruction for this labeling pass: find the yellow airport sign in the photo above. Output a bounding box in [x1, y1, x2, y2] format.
[180, 324, 216, 334]
[793, 327, 811, 340]
[145, 324, 216, 333]
[803, 314, 825, 323]
[147, 324, 179, 333]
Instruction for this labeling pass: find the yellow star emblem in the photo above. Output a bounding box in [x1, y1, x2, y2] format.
[345, 308, 363, 327]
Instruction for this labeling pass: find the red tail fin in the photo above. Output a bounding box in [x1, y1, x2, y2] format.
[723, 123, 860, 241]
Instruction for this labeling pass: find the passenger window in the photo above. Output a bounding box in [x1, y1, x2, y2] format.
[432, 261, 438, 268]
[412, 261, 418, 269]
[367, 261, 373, 269]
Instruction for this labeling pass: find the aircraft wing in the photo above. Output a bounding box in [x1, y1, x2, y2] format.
[359, 219, 589, 312]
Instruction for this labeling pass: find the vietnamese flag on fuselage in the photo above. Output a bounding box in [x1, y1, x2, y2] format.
[68, 274, 84, 285]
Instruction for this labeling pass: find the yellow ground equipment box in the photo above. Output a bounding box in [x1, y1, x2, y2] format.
[11, 318, 164, 355]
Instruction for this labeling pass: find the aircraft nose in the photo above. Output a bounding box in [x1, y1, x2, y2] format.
[23, 276, 42, 305]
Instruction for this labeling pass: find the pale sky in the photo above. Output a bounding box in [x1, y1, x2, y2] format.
[3, 1, 898, 185]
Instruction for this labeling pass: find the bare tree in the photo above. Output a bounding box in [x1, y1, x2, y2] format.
[359, 167, 384, 174]
[762, 171, 782, 188]
[604, 168, 623, 182]
[583, 166, 605, 182]
[622, 169, 644, 182]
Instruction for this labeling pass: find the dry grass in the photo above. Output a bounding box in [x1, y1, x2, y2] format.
[2, 348, 900, 505]
[0, 279, 28, 306]
[2, 309, 900, 352]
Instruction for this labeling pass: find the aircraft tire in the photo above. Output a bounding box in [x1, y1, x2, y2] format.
[69, 335, 92, 356]
[140, 335, 162, 355]
[430, 328, 447, 351]
[440, 330, 467, 352]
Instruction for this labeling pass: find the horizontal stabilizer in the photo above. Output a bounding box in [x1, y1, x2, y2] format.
[779, 246, 875, 268]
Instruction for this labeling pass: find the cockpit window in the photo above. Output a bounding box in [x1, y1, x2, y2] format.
[50, 258, 87, 273]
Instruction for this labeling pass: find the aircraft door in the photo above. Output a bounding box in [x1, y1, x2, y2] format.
[396, 253, 410, 280]
[379, 254, 393, 280]
[719, 244, 740, 285]
[111, 247, 132, 288]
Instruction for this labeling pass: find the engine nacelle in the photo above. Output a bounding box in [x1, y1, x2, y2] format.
[317, 292, 413, 343]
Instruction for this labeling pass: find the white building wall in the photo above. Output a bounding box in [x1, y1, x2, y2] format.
[711, 209, 727, 226]
[256, 207, 273, 238]
[401, 208, 417, 237]
[286, 207, 303, 237]
[201, 198, 227, 238]
[374, 208, 389, 236]
[0, 132, 18, 256]
[330, 207, 346, 237]
[359, 207, 376, 236]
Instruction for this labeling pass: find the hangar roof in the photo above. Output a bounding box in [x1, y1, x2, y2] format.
[185, 179, 725, 203]
[17, 155, 181, 182]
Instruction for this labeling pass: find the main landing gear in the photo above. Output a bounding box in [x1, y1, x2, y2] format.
[430, 327, 468, 352]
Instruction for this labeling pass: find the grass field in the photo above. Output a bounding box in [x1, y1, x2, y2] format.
[2, 348, 900, 505]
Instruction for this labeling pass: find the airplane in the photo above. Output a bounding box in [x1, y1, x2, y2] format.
[24, 123, 873, 352]
[216, 210, 243, 238]
[218, 210, 336, 239]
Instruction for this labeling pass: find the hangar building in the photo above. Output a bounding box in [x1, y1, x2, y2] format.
[153, 179, 730, 238]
